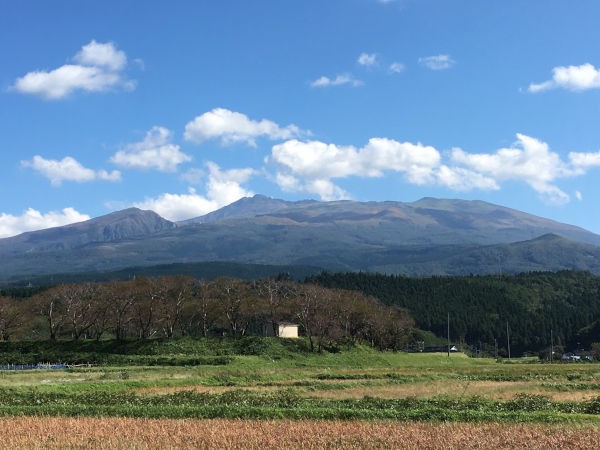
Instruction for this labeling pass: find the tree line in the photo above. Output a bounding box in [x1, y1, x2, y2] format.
[308, 270, 600, 356]
[0, 276, 414, 352]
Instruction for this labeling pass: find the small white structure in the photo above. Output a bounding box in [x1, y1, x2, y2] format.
[265, 322, 299, 338]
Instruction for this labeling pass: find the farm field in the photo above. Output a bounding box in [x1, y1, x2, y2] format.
[1, 417, 599, 449]
[1, 338, 599, 448]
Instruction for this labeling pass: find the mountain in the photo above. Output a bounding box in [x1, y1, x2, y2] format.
[184, 195, 600, 246]
[178, 194, 317, 225]
[0, 208, 175, 254]
[0, 196, 599, 280]
[367, 234, 600, 276]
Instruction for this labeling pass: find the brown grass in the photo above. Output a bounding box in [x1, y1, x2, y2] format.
[305, 380, 600, 402]
[0, 417, 598, 449]
[134, 379, 600, 402]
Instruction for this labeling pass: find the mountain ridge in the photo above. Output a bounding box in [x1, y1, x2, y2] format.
[0, 207, 175, 253]
[0, 195, 598, 279]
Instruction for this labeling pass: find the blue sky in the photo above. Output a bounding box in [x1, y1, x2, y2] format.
[2, 0, 600, 237]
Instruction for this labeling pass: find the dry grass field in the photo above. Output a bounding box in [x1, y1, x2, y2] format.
[1, 417, 599, 449]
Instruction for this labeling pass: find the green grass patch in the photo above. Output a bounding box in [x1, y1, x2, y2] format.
[2, 337, 600, 423]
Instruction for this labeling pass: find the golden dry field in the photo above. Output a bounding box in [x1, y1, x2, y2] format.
[1, 417, 599, 450]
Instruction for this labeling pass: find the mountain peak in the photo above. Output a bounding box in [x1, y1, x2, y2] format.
[0, 207, 175, 253]
[180, 195, 308, 225]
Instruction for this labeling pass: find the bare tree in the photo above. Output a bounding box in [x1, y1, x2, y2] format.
[88, 283, 115, 341]
[0, 296, 24, 341]
[101, 280, 137, 341]
[34, 285, 68, 341]
[62, 283, 99, 340]
[254, 278, 294, 336]
[214, 277, 256, 338]
[363, 304, 415, 351]
[156, 275, 194, 338]
[292, 284, 322, 352]
[130, 277, 160, 339]
[185, 279, 220, 337]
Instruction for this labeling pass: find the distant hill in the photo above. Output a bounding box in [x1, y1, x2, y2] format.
[0, 208, 175, 253]
[0, 195, 599, 280]
[367, 234, 600, 276]
[2, 261, 322, 286]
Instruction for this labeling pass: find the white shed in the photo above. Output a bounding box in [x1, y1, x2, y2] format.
[265, 322, 299, 338]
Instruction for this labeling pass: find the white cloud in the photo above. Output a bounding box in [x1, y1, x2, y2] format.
[418, 54, 456, 70]
[357, 53, 377, 67]
[388, 62, 405, 74]
[575, 191, 583, 201]
[268, 133, 600, 204]
[450, 134, 575, 204]
[310, 74, 363, 88]
[269, 138, 440, 200]
[184, 108, 305, 146]
[180, 168, 204, 185]
[569, 150, 600, 169]
[134, 162, 254, 221]
[111, 126, 192, 172]
[0, 207, 90, 238]
[73, 40, 126, 71]
[12, 40, 134, 99]
[528, 63, 600, 93]
[435, 165, 499, 191]
[21, 155, 121, 186]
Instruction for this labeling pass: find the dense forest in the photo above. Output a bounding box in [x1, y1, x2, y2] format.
[0, 276, 413, 353]
[308, 271, 600, 356]
[2, 271, 599, 357]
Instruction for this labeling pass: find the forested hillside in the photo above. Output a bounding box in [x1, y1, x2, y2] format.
[309, 271, 600, 356]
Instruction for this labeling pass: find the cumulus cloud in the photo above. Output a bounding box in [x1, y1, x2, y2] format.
[74, 40, 126, 71]
[267, 132, 600, 204]
[21, 155, 121, 186]
[450, 134, 575, 204]
[0, 207, 90, 238]
[569, 150, 600, 169]
[357, 53, 378, 67]
[528, 63, 600, 93]
[134, 162, 254, 221]
[184, 108, 305, 146]
[268, 138, 440, 200]
[111, 126, 191, 172]
[12, 40, 134, 99]
[418, 54, 456, 70]
[435, 165, 499, 191]
[310, 74, 363, 88]
[388, 62, 405, 74]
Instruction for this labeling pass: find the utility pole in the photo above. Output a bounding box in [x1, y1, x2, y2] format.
[506, 321, 511, 359]
[447, 312, 450, 357]
[550, 328, 554, 363]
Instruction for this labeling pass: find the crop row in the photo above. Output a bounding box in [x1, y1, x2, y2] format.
[0, 389, 599, 421]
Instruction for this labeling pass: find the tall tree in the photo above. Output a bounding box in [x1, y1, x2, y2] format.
[0, 296, 24, 341]
[214, 277, 256, 338]
[34, 285, 68, 341]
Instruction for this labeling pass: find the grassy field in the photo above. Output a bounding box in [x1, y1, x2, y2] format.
[1, 338, 599, 448]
